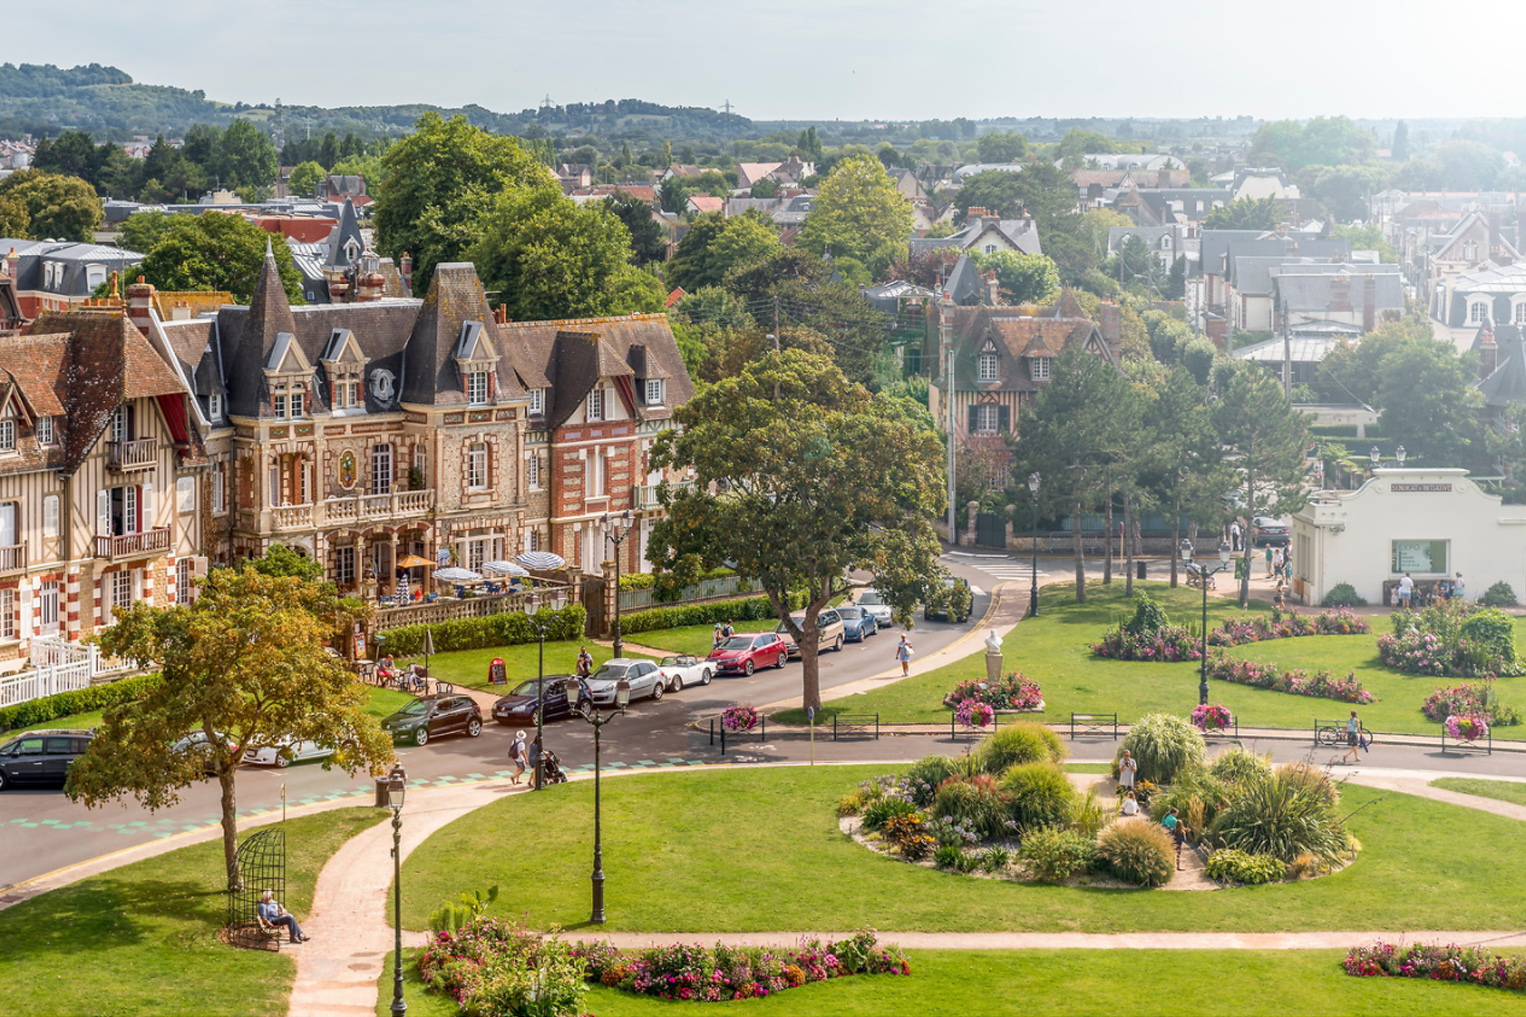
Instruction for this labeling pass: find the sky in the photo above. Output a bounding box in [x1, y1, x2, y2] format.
[8, 0, 1526, 123]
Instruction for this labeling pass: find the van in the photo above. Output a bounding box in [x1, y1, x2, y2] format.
[0, 729, 94, 790]
[775, 608, 846, 658]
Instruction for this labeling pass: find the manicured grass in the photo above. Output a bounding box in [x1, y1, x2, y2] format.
[383, 948, 1526, 1016]
[17, 687, 411, 735]
[628, 619, 775, 657]
[1432, 777, 1526, 808]
[823, 581, 1526, 739]
[17, 708, 106, 733]
[388, 641, 654, 692]
[402, 764, 1526, 934]
[3, 806, 385, 1017]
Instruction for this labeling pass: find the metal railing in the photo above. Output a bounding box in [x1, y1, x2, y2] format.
[107, 438, 157, 470]
[1069, 712, 1120, 740]
[0, 543, 23, 574]
[618, 574, 762, 611]
[94, 528, 171, 559]
[370, 585, 570, 633]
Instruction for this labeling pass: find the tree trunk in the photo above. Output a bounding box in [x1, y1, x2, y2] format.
[1170, 502, 1181, 588]
[1123, 492, 1135, 598]
[1238, 469, 1256, 609]
[1103, 493, 1113, 586]
[1072, 499, 1086, 603]
[219, 767, 242, 892]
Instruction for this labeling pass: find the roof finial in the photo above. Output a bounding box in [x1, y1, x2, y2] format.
[265, 237, 274, 259]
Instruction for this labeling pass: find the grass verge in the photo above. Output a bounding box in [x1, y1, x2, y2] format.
[2, 806, 385, 1017]
[1431, 777, 1526, 808]
[402, 764, 1526, 933]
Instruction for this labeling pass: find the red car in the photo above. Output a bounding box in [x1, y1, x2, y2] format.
[707, 632, 789, 675]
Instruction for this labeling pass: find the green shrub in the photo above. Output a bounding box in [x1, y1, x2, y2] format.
[377, 604, 585, 657]
[932, 774, 1010, 840]
[620, 592, 807, 635]
[1459, 608, 1518, 666]
[837, 792, 866, 817]
[1321, 583, 1367, 608]
[1124, 593, 1170, 635]
[1205, 848, 1285, 885]
[427, 885, 499, 934]
[1095, 820, 1176, 887]
[973, 722, 1066, 775]
[1208, 763, 1347, 863]
[0, 672, 161, 733]
[1209, 745, 1273, 786]
[932, 843, 964, 869]
[999, 762, 1077, 832]
[618, 566, 735, 593]
[903, 754, 960, 807]
[1019, 827, 1096, 882]
[979, 845, 1011, 873]
[882, 812, 935, 860]
[861, 796, 916, 833]
[1480, 581, 1519, 608]
[1150, 769, 1231, 833]
[1069, 790, 1109, 839]
[1118, 713, 1207, 785]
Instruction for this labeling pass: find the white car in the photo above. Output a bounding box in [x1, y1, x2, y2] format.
[586, 658, 666, 705]
[854, 590, 894, 627]
[655, 654, 714, 692]
[242, 738, 334, 768]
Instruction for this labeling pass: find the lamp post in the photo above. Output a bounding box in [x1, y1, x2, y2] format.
[384, 763, 408, 1017]
[1370, 445, 1381, 470]
[566, 677, 630, 924]
[1396, 445, 1407, 465]
[1180, 538, 1232, 706]
[600, 509, 633, 658]
[525, 593, 548, 790]
[1027, 472, 1041, 618]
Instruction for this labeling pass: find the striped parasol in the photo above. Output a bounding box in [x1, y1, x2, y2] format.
[483, 560, 530, 577]
[515, 550, 566, 571]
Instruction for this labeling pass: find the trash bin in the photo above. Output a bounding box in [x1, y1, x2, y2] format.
[1137, 561, 1147, 580]
[374, 777, 390, 808]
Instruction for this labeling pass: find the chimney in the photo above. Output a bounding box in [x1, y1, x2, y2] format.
[985, 269, 1000, 305]
[126, 276, 155, 337]
[1098, 302, 1122, 344]
[1480, 321, 1498, 379]
[1362, 274, 1376, 333]
[400, 251, 413, 297]
[1330, 275, 1352, 313]
[3, 246, 16, 280]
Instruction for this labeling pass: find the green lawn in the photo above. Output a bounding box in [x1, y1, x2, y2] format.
[383, 948, 1526, 1016]
[1431, 777, 1526, 808]
[2, 806, 385, 1017]
[386, 641, 655, 692]
[627, 619, 776, 658]
[400, 763, 1526, 934]
[19, 685, 412, 735]
[822, 581, 1526, 739]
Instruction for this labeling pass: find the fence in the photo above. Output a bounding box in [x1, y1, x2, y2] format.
[618, 575, 763, 612]
[371, 588, 554, 633]
[0, 636, 103, 708]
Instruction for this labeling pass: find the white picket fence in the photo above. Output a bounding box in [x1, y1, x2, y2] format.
[0, 636, 102, 709]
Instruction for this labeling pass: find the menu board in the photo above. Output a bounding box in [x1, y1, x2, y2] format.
[1391, 540, 1447, 574]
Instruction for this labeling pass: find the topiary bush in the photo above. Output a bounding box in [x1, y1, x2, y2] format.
[1480, 581, 1519, 608]
[1322, 582, 1367, 608]
[932, 775, 1011, 840]
[1118, 713, 1207, 785]
[973, 722, 1066, 775]
[1019, 828, 1096, 882]
[1095, 820, 1176, 887]
[1124, 593, 1171, 635]
[1205, 848, 1285, 885]
[999, 762, 1077, 832]
[0, 672, 161, 733]
[1459, 608, 1518, 668]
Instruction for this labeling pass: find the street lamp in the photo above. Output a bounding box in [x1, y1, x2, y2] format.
[600, 509, 634, 658]
[524, 593, 548, 790]
[1180, 538, 1233, 706]
[384, 763, 408, 1016]
[566, 677, 630, 924]
[1027, 472, 1041, 618]
[1370, 445, 1381, 469]
[1396, 445, 1407, 465]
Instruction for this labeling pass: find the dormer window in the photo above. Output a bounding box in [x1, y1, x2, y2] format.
[320, 328, 368, 415]
[0, 419, 13, 453]
[978, 353, 999, 382]
[266, 331, 316, 421]
[587, 387, 605, 422]
[37, 416, 55, 445]
[645, 379, 665, 406]
[467, 369, 489, 406]
[453, 320, 498, 407]
[206, 395, 222, 421]
[1470, 300, 1490, 325]
[528, 389, 544, 416]
[1030, 356, 1052, 381]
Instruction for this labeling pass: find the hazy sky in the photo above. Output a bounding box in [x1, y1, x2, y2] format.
[10, 0, 1526, 122]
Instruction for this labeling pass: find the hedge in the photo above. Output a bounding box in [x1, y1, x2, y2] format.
[617, 567, 738, 594]
[621, 592, 808, 635]
[0, 671, 161, 733]
[376, 604, 587, 657]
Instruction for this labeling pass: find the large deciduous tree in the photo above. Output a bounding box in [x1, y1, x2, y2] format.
[797, 154, 913, 276]
[213, 119, 279, 189]
[666, 211, 781, 293]
[67, 563, 396, 891]
[970, 250, 1061, 305]
[1202, 197, 1283, 231]
[134, 211, 304, 303]
[0, 169, 103, 241]
[648, 350, 945, 712]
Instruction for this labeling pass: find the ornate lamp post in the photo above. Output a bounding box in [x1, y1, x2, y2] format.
[523, 588, 565, 791]
[1180, 538, 1232, 706]
[384, 763, 408, 1016]
[1027, 472, 1041, 618]
[1370, 445, 1381, 470]
[600, 509, 634, 658]
[1396, 445, 1407, 465]
[566, 677, 630, 924]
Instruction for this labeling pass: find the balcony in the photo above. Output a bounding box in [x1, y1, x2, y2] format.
[271, 503, 315, 531]
[107, 438, 157, 471]
[319, 489, 433, 527]
[636, 479, 693, 510]
[95, 528, 171, 560]
[0, 543, 23, 576]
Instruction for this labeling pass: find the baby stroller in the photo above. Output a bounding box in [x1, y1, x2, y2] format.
[540, 749, 569, 785]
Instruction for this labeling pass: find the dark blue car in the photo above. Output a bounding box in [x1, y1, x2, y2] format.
[492, 675, 583, 726]
[836, 605, 879, 642]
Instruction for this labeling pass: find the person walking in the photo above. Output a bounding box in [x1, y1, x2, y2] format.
[894, 634, 914, 676]
[1264, 544, 1275, 577]
[1271, 547, 1285, 581]
[1341, 710, 1363, 764]
[1229, 520, 1243, 552]
[510, 730, 528, 784]
[1118, 749, 1138, 792]
[1451, 572, 1467, 602]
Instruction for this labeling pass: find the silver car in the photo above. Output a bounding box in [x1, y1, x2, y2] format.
[586, 658, 666, 705]
[854, 590, 894, 627]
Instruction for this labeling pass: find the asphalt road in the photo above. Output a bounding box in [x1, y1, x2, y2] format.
[0, 570, 989, 891]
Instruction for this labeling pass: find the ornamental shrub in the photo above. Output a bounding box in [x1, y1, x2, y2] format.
[1209, 745, 1273, 785]
[1481, 581, 1520, 607]
[932, 775, 1011, 840]
[1459, 608, 1518, 667]
[1205, 848, 1285, 885]
[861, 796, 916, 833]
[378, 604, 586, 656]
[1118, 713, 1207, 785]
[1124, 593, 1171, 635]
[0, 672, 161, 733]
[1095, 820, 1176, 887]
[1203, 653, 1374, 704]
[882, 812, 935, 860]
[418, 916, 587, 1017]
[1322, 583, 1368, 608]
[999, 762, 1077, 832]
[1380, 601, 1524, 677]
[944, 671, 1043, 711]
[1018, 827, 1096, 882]
[973, 722, 1066, 775]
[1150, 769, 1231, 834]
[1421, 680, 1520, 727]
[902, 754, 961, 807]
[1207, 763, 1347, 864]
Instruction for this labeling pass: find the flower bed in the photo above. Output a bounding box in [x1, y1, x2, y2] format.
[722, 704, 759, 732]
[1093, 608, 1370, 662]
[1445, 715, 1489, 741]
[943, 672, 1043, 711]
[1091, 624, 1201, 661]
[1344, 941, 1526, 991]
[1204, 653, 1374, 704]
[1191, 703, 1234, 732]
[1376, 603, 1525, 678]
[954, 699, 995, 728]
[1422, 680, 1520, 726]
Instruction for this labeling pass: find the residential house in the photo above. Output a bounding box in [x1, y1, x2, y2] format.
[1107, 224, 1193, 265]
[321, 174, 370, 207]
[1424, 211, 1522, 325]
[735, 156, 813, 190]
[0, 240, 146, 319]
[1444, 259, 1526, 329]
[685, 195, 726, 217]
[557, 164, 594, 192]
[909, 208, 1042, 260]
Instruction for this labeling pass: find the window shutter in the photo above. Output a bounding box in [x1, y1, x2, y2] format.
[998, 405, 1011, 432]
[967, 405, 978, 433]
[140, 482, 155, 530]
[97, 489, 110, 536]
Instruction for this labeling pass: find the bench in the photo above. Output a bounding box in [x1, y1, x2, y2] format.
[832, 713, 879, 740]
[1069, 712, 1120, 740]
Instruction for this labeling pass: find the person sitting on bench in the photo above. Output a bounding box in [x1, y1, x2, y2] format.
[257, 890, 309, 943]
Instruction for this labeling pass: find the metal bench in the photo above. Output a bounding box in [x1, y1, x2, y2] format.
[1069, 712, 1119, 740]
[832, 713, 879, 740]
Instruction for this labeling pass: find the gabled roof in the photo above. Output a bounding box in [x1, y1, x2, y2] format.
[1478, 324, 1526, 408]
[400, 263, 529, 407]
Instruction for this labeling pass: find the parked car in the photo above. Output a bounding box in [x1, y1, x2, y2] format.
[172, 730, 239, 775]
[1253, 516, 1290, 547]
[656, 655, 714, 692]
[775, 608, 846, 657]
[242, 738, 334, 768]
[924, 576, 973, 623]
[493, 676, 580, 726]
[0, 729, 93, 790]
[587, 659, 666, 705]
[381, 694, 484, 746]
[853, 590, 894, 627]
[707, 632, 790, 675]
[835, 605, 879, 642]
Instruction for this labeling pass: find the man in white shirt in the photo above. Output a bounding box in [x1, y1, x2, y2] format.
[1396, 573, 1414, 609]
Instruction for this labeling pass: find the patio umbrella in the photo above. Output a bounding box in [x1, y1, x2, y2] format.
[482, 560, 530, 577]
[515, 550, 566, 571]
[397, 554, 433, 569]
[422, 627, 434, 676]
[432, 566, 482, 583]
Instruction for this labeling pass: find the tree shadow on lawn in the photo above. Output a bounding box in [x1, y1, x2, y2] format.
[1, 874, 228, 961]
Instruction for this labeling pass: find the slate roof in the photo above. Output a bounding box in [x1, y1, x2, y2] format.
[939, 305, 1107, 393]
[400, 263, 532, 407]
[1270, 264, 1404, 314]
[1478, 324, 1526, 409]
[0, 238, 145, 297]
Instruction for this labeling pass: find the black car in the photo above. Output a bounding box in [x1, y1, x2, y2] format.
[492, 676, 582, 726]
[381, 695, 483, 746]
[0, 729, 94, 790]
